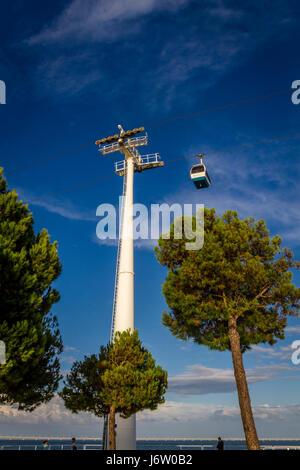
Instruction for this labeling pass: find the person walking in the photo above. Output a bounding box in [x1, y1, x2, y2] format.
[42, 440, 49, 450]
[216, 437, 224, 450]
[71, 437, 77, 450]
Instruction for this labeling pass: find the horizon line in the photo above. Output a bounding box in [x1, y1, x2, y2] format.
[0, 436, 300, 441]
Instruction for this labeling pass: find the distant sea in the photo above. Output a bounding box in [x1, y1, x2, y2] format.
[1, 438, 300, 450]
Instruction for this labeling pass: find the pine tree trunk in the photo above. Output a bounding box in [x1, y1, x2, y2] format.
[109, 405, 116, 450]
[228, 316, 260, 450]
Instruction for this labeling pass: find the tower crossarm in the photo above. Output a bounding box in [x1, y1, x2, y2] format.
[97, 134, 148, 157]
[115, 153, 164, 176]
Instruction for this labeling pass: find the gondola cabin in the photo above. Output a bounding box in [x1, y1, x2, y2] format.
[190, 163, 211, 189]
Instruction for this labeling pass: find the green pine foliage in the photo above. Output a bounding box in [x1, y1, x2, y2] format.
[61, 330, 167, 449]
[0, 168, 63, 410]
[61, 330, 167, 418]
[60, 346, 110, 417]
[99, 330, 167, 418]
[155, 208, 300, 351]
[155, 208, 300, 449]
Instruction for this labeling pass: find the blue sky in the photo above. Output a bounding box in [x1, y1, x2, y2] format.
[0, 0, 300, 438]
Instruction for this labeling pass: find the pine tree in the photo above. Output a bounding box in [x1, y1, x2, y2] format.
[59, 346, 110, 419]
[155, 208, 300, 450]
[61, 330, 168, 450]
[0, 168, 63, 410]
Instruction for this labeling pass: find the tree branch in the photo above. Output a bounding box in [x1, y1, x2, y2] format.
[254, 285, 271, 301]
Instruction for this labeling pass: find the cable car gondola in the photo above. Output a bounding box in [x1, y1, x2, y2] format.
[190, 154, 211, 189]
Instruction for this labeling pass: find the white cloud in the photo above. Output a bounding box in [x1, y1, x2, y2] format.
[137, 401, 300, 438]
[17, 187, 97, 222]
[23, 0, 293, 105]
[28, 0, 190, 45]
[250, 345, 293, 362]
[25, 0, 191, 97]
[286, 326, 300, 334]
[207, 0, 243, 21]
[138, 400, 224, 423]
[64, 346, 79, 352]
[1, 395, 300, 438]
[167, 363, 294, 396]
[33, 198, 97, 221]
[0, 395, 97, 426]
[23, 0, 258, 102]
[163, 140, 300, 245]
[137, 401, 300, 424]
[35, 53, 102, 95]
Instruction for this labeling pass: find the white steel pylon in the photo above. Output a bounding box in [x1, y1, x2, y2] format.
[96, 125, 164, 450]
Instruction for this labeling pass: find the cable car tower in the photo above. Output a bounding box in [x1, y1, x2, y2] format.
[95, 125, 164, 450]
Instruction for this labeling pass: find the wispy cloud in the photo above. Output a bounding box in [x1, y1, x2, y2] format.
[138, 401, 300, 438]
[286, 326, 300, 334]
[138, 401, 300, 425]
[17, 187, 97, 222]
[149, 26, 247, 101]
[23, 0, 290, 104]
[250, 345, 293, 362]
[167, 363, 294, 396]
[0, 395, 96, 426]
[33, 198, 96, 221]
[207, 0, 243, 21]
[24, 0, 192, 98]
[163, 186, 300, 246]
[163, 139, 300, 245]
[1, 395, 300, 438]
[64, 345, 79, 352]
[27, 0, 190, 45]
[21, 0, 296, 107]
[35, 53, 102, 95]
